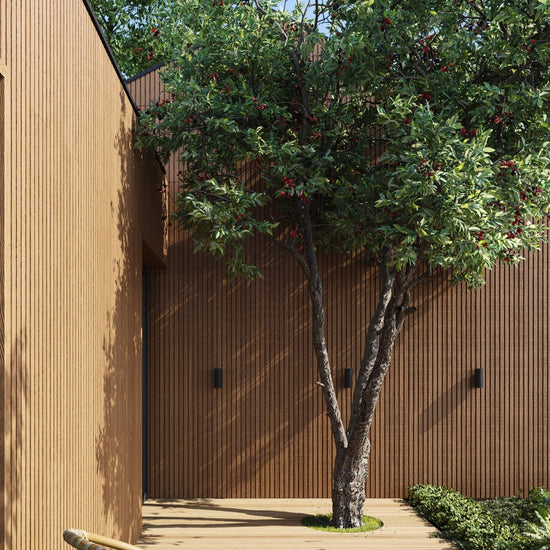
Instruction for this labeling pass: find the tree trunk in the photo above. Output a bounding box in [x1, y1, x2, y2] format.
[331, 438, 371, 527]
[292, 206, 416, 529]
[331, 264, 415, 528]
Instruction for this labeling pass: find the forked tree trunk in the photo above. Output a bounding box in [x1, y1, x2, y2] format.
[330, 266, 414, 528]
[294, 205, 416, 529]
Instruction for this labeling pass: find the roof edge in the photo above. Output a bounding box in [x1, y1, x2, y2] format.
[126, 62, 166, 84]
[81, 0, 166, 174]
[82, 0, 139, 113]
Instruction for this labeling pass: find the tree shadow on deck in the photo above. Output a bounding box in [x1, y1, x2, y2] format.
[140, 500, 313, 535]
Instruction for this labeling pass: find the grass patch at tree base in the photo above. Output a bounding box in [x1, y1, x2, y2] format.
[301, 514, 383, 533]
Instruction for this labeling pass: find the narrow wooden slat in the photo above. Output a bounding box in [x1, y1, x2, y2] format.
[0, 72, 5, 550]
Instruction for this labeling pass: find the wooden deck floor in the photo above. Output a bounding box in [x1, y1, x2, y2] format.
[139, 499, 456, 549]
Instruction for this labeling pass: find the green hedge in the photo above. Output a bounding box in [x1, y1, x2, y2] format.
[408, 484, 550, 550]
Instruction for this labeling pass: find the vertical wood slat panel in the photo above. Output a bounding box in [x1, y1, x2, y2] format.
[129, 68, 550, 501]
[0, 72, 5, 550]
[0, 2, 165, 549]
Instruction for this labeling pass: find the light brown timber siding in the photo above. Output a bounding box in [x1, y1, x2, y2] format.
[0, 71, 5, 550]
[0, 2, 164, 549]
[129, 67, 550, 500]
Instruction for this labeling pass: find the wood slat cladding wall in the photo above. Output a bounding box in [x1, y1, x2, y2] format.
[0, 3, 164, 549]
[0, 71, 5, 550]
[129, 67, 550, 500]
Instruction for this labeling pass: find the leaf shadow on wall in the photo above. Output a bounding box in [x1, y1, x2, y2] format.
[95, 89, 142, 542]
[146, 222, 375, 499]
[2, 331, 28, 550]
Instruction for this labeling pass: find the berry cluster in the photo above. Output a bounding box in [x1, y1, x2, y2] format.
[418, 34, 435, 54]
[417, 158, 442, 178]
[498, 159, 518, 175]
[491, 109, 514, 127]
[475, 230, 488, 248]
[519, 38, 536, 52]
[378, 16, 392, 31]
[252, 97, 266, 111]
[512, 205, 524, 227]
[460, 127, 478, 138]
[280, 176, 293, 197]
[235, 213, 247, 229]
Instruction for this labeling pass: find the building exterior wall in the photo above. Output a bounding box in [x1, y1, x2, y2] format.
[130, 66, 550, 501]
[0, 2, 165, 549]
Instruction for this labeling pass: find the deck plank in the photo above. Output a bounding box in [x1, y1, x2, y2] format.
[138, 499, 456, 549]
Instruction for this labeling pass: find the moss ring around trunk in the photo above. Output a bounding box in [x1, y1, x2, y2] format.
[301, 514, 383, 533]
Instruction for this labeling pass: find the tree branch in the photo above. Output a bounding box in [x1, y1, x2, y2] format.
[298, 202, 348, 450]
[274, 238, 310, 276]
[346, 250, 395, 437]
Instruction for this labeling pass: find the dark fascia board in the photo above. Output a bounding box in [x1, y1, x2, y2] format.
[81, 0, 140, 113]
[125, 62, 165, 85]
[81, 0, 166, 174]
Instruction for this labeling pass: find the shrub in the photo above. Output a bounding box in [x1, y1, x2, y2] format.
[407, 484, 545, 549]
[523, 511, 550, 549]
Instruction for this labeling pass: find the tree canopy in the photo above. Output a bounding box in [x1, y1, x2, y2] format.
[89, 0, 171, 76]
[138, 0, 550, 286]
[135, 0, 550, 527]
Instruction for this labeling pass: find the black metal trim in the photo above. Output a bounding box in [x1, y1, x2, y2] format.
[81, 0, 166, 174]
[125, 62, 166, 84]
[81, 0, 140, 112]
[142, 267, 149, 501]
